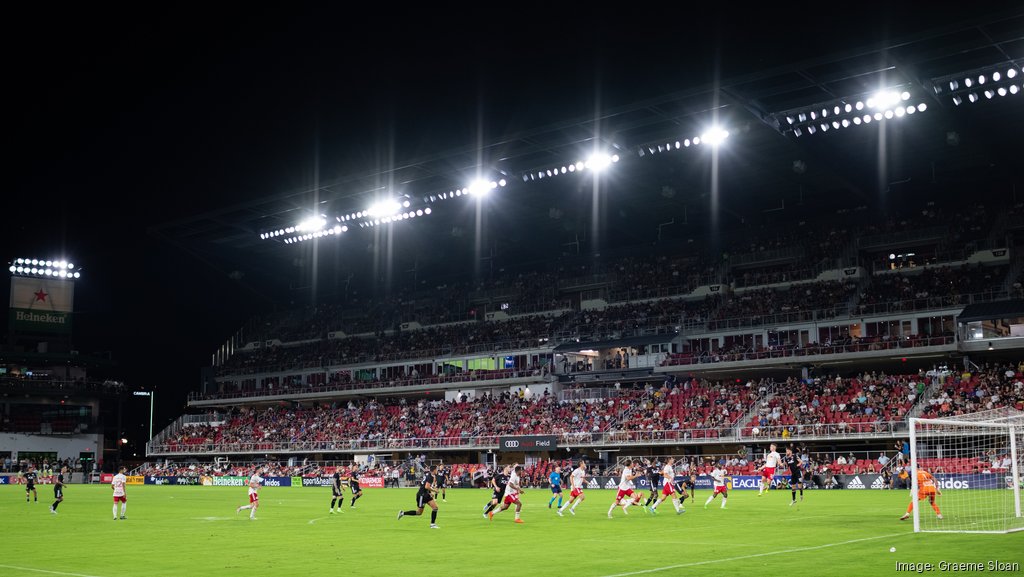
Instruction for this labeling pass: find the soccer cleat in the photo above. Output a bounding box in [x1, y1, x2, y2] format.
[429, 524, 440, 529]
[548, 503, 552, 508]
[899, 514, 910, 521]
[50, 507, 56, 515]
[607, 514, 613, 518]
[397, 510, 405, 520]
[936, 514, 943, 520]
[569, 509, 575, 516]
[329, 509, 335, 514]
[120, 516, 126, 520]
[514, 518, 524, 524]
[789, 500, 796, 506]
[442, 499, 446, 503]
[557, 510, 563, 517]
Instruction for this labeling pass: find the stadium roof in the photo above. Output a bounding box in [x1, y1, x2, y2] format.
[147, 7, 1024, 304]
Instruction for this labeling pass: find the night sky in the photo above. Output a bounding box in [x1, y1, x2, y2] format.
[3, 5, 1020, 443]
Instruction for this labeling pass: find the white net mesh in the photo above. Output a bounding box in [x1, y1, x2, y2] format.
[910, 409, 1024, 533]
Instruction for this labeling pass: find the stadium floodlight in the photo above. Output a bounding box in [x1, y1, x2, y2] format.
[584, 152, 617, 172]
[701, 127, 730, 146]
[366, 199, 402, 218]
[295, 216, 327, 232]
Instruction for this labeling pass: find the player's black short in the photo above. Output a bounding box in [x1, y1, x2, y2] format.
[790, 473, 801, 486]
[54, 486, 63, 499]
[416, 489, 434, 508]
[349, 480, 361, 493]
[26, 483, 35, 491]
[672, 481, 688, 495]
[332, 486, 344, 497]
[436, 476, 447, 489]
[491, 489, 503, 501]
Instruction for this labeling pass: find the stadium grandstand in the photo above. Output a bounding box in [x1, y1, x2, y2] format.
[138, 11, 1024, 494]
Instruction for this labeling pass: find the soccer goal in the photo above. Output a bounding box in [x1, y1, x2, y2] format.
[909, 408, 1023, 533]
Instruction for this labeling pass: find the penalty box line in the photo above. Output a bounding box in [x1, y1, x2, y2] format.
[597, 532, 910, 577]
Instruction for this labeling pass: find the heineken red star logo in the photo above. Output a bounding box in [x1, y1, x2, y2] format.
[34, 289, 48, 302]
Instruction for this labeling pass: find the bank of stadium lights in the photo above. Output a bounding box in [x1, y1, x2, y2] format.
[778, 88, 929, 137]
[636, 128, 730, 157]
[521, 153, 620, 182]
[421, 178, 508, 204]
[9, 258, 81, 279]
[935, 64, 1023, 106]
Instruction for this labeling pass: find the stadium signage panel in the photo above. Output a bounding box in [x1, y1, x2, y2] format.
[0, 476, 8, 484]
[126, 475, 145, 485]
[498, 435, 557, 452]
[211, 476, 248, 487]
[729, 475, 789, 489]
[301, 476, 334, 487]
[357, 476, 384, 488]
[100, 473, 113, 483]
[934, 473, 1003, 490]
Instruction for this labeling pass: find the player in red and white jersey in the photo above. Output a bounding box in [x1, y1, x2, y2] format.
[489, 465, 525, 523]
[757, 443, 782, 496]
[608, 460, 643, 518]
[558, 461, 587, 516]
[111, 467, 128, 520]
[236, 468, 265, 520]
[704, 465, 731, 509]
[649, 457, 683, 514]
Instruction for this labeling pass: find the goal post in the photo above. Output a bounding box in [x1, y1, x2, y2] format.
[909, 409, 1024, 534]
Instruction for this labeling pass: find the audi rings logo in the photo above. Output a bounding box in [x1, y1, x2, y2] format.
[498, 435, 558, 452]
[504, 440, 520, 448]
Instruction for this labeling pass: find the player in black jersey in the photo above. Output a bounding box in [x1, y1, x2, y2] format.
[339, 468, 363, 508]
[784, 446, 804, 506]
[329, 471, 345, 513]
[436, 464, 448, 503]
[396, 464, 440, 528]
[24, 467, 38, 502]
[644, 460, 661, 507]
[483, 464, 512, 518]
[50, 468, 65, 515]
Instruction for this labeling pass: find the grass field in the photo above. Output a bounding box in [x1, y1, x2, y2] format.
[4, 485, 1022, 577]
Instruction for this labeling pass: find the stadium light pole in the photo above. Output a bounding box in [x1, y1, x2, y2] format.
[133, 390, 154, 441]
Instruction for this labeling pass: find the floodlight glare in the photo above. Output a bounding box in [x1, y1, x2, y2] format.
[1011, 85, 1020, 95]
[296, 216, 327, 232]
[366, 200, 402, 218]
[585, 153, 613, 172]
[998, 87, 1007, 97]
[467, 179, 491, 195]
[73, 272, 80, 279]
[701, 127, 730, 146]
[993, 72, 1001, 82]
[1007, 68, 1018, 79]
[8, 266, 14, 273]
[952, 95, 963, 106]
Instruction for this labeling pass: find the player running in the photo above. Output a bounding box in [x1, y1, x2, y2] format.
[649, 457, 683, 514]
[346, 468, 364, 508]
[548, 465, 564, 509]
[900, 468, 943, 521]
[436, 464, 448, 503]
[784, 446, 804, 505]
[50, 468, 65, 515]
[704, 464, 731, 509]
[643, 459, 661, 508]
[111, 466, 128, 520]
[489, 465, 525, 523]
[757, 443, 782, 496]
[397, 464, 440, 529]
[329, 469, 345, 513]
[236, 468, 263, 520]
[483, 465, 512, 518]
[558, 461, 587, 516]
[608, 460, 644, 518]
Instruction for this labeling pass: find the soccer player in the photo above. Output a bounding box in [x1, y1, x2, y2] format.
[784, 446, 804, 506]
[483, 465, 511, 517]
[649, 457, 683, 514]
[24, 466, 38, 503]
[397, 464, 440, 529]
[900, 468, 943, 521]
[548, 465, 564, 509]
[757, 443, 782, 496]
[489, 465, 525, 523]
[673, 473, 697, 509]
[558, 461, 587, 516]
[644, 459, 661, 508]
[49, 468, 65, 515]
[608, 460, 643, 517]
[347, 467, 363, 508]
[236, 468, 263, 520]
[704, 464, 730, 509]
[112, 466, 128, 520]
[436, 464, 448, 503]
[329, 470, 345, 513]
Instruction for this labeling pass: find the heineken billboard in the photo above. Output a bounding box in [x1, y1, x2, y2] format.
[9, 276, 74, 333]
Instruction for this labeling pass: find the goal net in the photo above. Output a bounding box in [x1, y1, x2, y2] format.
[909, 408, 1023, 533]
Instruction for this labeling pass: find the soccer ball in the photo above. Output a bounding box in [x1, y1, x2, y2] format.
[889, 547, 896, 553]
[751, 427, 760, 436]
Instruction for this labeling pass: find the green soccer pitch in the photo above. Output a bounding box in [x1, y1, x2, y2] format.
[4, 485, 1021, 577]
